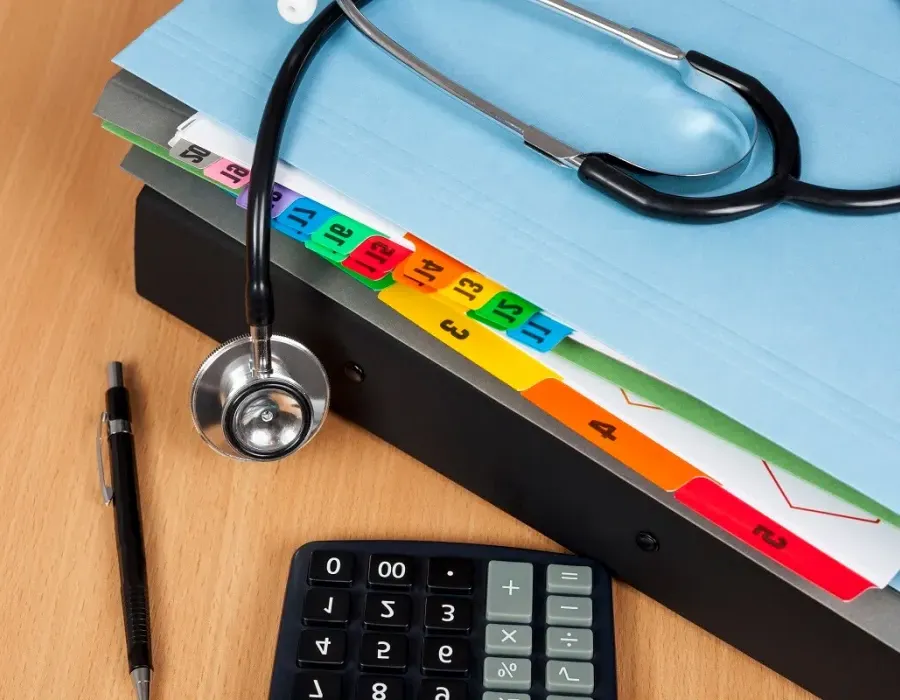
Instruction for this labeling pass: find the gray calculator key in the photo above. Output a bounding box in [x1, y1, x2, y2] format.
[546, 565, 593, 595]
[483, 657, 532, 690]
[486, 624, 532, 656]
[483, 693, 529, 700]
[546, 627, 593, 660]
[545, 661, 594, 694]
[487, 561, 533, 623]
[545, 596, 592, 627]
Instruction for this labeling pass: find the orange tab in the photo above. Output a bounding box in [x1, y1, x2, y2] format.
[395, 235, 467, 291]
[522, 378, 703, 491]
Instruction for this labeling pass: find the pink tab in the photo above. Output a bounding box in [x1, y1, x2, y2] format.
[204, 159, 251, 189]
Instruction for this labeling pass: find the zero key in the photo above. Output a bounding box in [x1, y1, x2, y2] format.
[308, 551, 354, 586]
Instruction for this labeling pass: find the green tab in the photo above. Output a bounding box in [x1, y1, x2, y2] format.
[326, 258, 395, 291]
[470, 291, 541, 331]
[306, 215, 372, 262]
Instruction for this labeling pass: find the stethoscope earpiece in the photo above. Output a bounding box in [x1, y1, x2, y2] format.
[191, 334, 329, 462]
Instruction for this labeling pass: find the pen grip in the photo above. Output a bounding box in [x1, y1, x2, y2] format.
[122, 583, 152, 670]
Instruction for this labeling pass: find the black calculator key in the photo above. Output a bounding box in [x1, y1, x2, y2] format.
[298, 629, 347, 667]
[365, 593, 412, 630]
[418, 680, 467, 700]
[360, 633, 409, 671]
[358, 677, 405, 700]
[293, 673, 342, 700]
[424, 597, 471, 634]
[309, 551, 355, 586]
[303, 589, 351, 626]
[421, 638, 469, 676]
[427, 559, 474, 593]
[368, 555, 415, 589]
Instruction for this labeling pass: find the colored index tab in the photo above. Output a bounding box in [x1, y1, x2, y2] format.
[236, 183, 300, 218]
[470, 291, 540, 331]
[328, 258, 396, 291]
[395, 235, 466, 290]
[204, 159, 251, 189]
[439, 271, 505, 311]
[168, 138, 220, 169]
[307, 215, 373, 262]
[675, 478, 874, 601]
[507, 312, 573, 352]
[378, 285, 559, 391]
[343, 235, 412, 280]
[522, 378, 702, 491]
[275, 198, 337, 240]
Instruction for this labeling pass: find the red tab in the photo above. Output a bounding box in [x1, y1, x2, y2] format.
[343, 236, 412, 280]
[675, 478, 874, 601]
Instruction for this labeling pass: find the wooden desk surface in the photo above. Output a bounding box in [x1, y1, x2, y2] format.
[0, 1, 814, 698]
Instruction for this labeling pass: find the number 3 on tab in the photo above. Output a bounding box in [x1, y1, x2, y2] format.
[440, 319, 469, 340]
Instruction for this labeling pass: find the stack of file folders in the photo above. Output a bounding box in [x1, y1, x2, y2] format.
[96, 0, 900, 687]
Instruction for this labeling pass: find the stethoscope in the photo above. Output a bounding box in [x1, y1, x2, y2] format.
[191, 0, 900, 463]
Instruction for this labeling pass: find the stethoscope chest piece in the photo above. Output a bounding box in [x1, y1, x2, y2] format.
[190, 334, 330, 461]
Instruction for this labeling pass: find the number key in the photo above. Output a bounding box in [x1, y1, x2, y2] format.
[422, 638, 469, 676]
[303, 589, 350, 626]
[368, 555, 414, 589]
[358, 677, 404, 700]
[298, 629, 347, 667]
[425, 597, 471, 634]
[360, 633, 408, 672]
[419, 680, 467, 700]
[293, 673, 341, 700]
[309, 551, 354, 586]
[365, 593, 412, 630]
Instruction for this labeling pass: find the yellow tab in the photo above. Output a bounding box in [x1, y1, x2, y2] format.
[438, 271, 506, 312]
[379, 284, 560, 391]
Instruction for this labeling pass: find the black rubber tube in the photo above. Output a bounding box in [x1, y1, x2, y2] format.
[245, 1, 368, 327]
[577, 51, 801, 223]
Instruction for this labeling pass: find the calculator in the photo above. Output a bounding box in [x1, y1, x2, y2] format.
[267, 541, 617, 700]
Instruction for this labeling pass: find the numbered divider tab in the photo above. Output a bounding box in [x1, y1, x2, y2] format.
[470, 291, 541, 331]
[395, 235, 467, 292]
[378, 285, 560, 391]
[343, 235, 412, 281]
[168, 138, 221, 170]
[438, 271, 506, 311]
[236, 182, 300, 218]
[204, 158, 252, 190]
[328, 258, 396, 291]
[275, 198, 338, 240]
[675, 477, 875, 601]
[306, 214, 372, 263]
[507, 312, 573, 353]
[522, 378, 702, 492]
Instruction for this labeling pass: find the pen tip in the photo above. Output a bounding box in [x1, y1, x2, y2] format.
[107, 361, 124, 389]
[131, 667, 151, 700]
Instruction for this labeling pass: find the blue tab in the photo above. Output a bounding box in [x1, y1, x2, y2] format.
[274, 197, 337, 241]
[507, 312, 572, 353]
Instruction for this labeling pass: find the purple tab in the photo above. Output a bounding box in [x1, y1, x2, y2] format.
[236, 183, 301, 218]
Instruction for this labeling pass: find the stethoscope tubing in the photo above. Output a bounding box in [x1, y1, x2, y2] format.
[247, 0, 900, 320]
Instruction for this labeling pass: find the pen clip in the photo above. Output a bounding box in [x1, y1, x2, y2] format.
[96, 412, 114, 505]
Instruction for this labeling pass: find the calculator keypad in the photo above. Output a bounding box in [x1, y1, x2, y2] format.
[272, 544, 616, 700]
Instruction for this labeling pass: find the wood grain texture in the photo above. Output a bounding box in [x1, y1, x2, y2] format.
[0, 1, 815, 698]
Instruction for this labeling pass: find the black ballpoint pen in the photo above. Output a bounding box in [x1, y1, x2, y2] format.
[96, 362, 153, 700]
